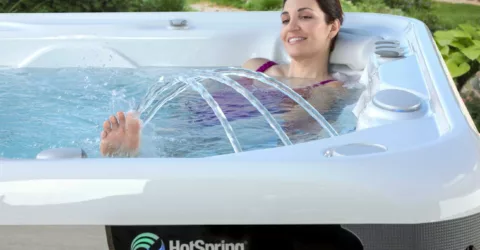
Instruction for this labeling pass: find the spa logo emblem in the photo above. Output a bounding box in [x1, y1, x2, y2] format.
[131, 232, 247, 250]
[131, 232, 165, 250]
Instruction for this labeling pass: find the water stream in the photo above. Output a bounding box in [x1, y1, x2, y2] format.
[181, 75, 243, 153]
[213, 67, 339, 137]
[195, 72, 292, 147]
[136, 68, 338, 153]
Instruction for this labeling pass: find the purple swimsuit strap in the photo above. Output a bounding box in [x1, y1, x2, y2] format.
[256, 60, 277, 73]
[312, 79, 337, 87]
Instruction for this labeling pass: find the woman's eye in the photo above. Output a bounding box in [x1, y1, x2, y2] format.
[301, 16, 312, 19]
[282, 19, 289, 24]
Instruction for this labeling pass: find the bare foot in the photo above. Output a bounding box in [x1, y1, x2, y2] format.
[100, 111, 142, 157]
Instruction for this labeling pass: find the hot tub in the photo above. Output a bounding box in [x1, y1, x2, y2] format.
[0, 11, 479, 250]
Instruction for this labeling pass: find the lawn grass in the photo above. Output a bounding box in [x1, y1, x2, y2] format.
[431, 2, 480, 29]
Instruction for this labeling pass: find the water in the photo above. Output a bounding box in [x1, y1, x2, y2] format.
[211, 68, 339, 137]
[0, 67, 362, 159]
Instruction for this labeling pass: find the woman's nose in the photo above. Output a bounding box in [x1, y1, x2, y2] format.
[286, 18, 300, 31]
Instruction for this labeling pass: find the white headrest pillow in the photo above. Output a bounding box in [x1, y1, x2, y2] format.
[273, 30, 381, 71]
[330, 31, 380, 71]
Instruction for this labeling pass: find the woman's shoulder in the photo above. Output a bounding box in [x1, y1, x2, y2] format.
[242, 58, 284, 75]
[242, 58, 272, 70]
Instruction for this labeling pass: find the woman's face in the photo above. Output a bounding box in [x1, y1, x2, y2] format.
[280, 0, 338, 60]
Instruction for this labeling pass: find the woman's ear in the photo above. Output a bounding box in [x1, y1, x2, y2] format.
[328, 19, 341, 39]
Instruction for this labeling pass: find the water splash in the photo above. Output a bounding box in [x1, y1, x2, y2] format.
[194, 72, 292, 146]
[213, 67, 339, 137]
[182, 76, 243, 153]
[136, 75, 180, 114]
[136, 68, 338, 153]
[140, 79, 188, 126]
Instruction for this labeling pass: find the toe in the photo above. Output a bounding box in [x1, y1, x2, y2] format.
[126, 112, 141, 132]
[117, 111, 126, 127]
[103, 120, 112, 133]
[109, 115, 119, 130]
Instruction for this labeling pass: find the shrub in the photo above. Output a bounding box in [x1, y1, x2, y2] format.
[383, 0, 433, 11]
[340, 0, 360, 12]
[346, 0, 405, 16]
[191, 0, 245, 9]
[406, 8, 442, 32]
[131, 0, 186, 12]
[382, 0, 443, 32]
[0, 0, 128, 12]
[434, 24, 480, 90]
[244, 0, 283, 11]
[349, 0, 443, 32]
[0, 0, 187, 12]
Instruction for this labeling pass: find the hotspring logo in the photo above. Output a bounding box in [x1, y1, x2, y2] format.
[131, 233, 165, 250]
[131, 232, 246, 250]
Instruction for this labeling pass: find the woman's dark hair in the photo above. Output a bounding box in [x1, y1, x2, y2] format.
[283, 0, 344, 52]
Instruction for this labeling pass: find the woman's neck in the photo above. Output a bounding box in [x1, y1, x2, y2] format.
[287, 54, 331, 82]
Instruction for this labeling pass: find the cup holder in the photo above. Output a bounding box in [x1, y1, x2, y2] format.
[372, 89, 422, 113]
[324, 143, 388, 157]
[36, 147, 88, 159]
[356, 88, 427, 130]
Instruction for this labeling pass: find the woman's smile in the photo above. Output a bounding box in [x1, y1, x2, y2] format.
[287, 36, 307, 44]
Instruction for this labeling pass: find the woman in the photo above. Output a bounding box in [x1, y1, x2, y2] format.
[99, 0, 345, 157]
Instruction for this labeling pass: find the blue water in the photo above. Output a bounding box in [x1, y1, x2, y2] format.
[0, 67, 360, 159]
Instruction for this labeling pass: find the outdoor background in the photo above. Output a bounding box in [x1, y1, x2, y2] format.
[1, 0, 479, 128]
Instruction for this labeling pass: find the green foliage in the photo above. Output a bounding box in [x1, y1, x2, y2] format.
[131, 0, 186, 12]
[406, 8, 442, 31]
[383, 0, 433, 11]
[351, 0, 405, 15]
[187, 0, 245, 9]
[244, 0, 283, 11]
[340, 0, 359, 12]
[434, 24, 480, 89]
[0, 0, 187, 12]
[349, 0, 444, 32]
[344, 0, 405, 16]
